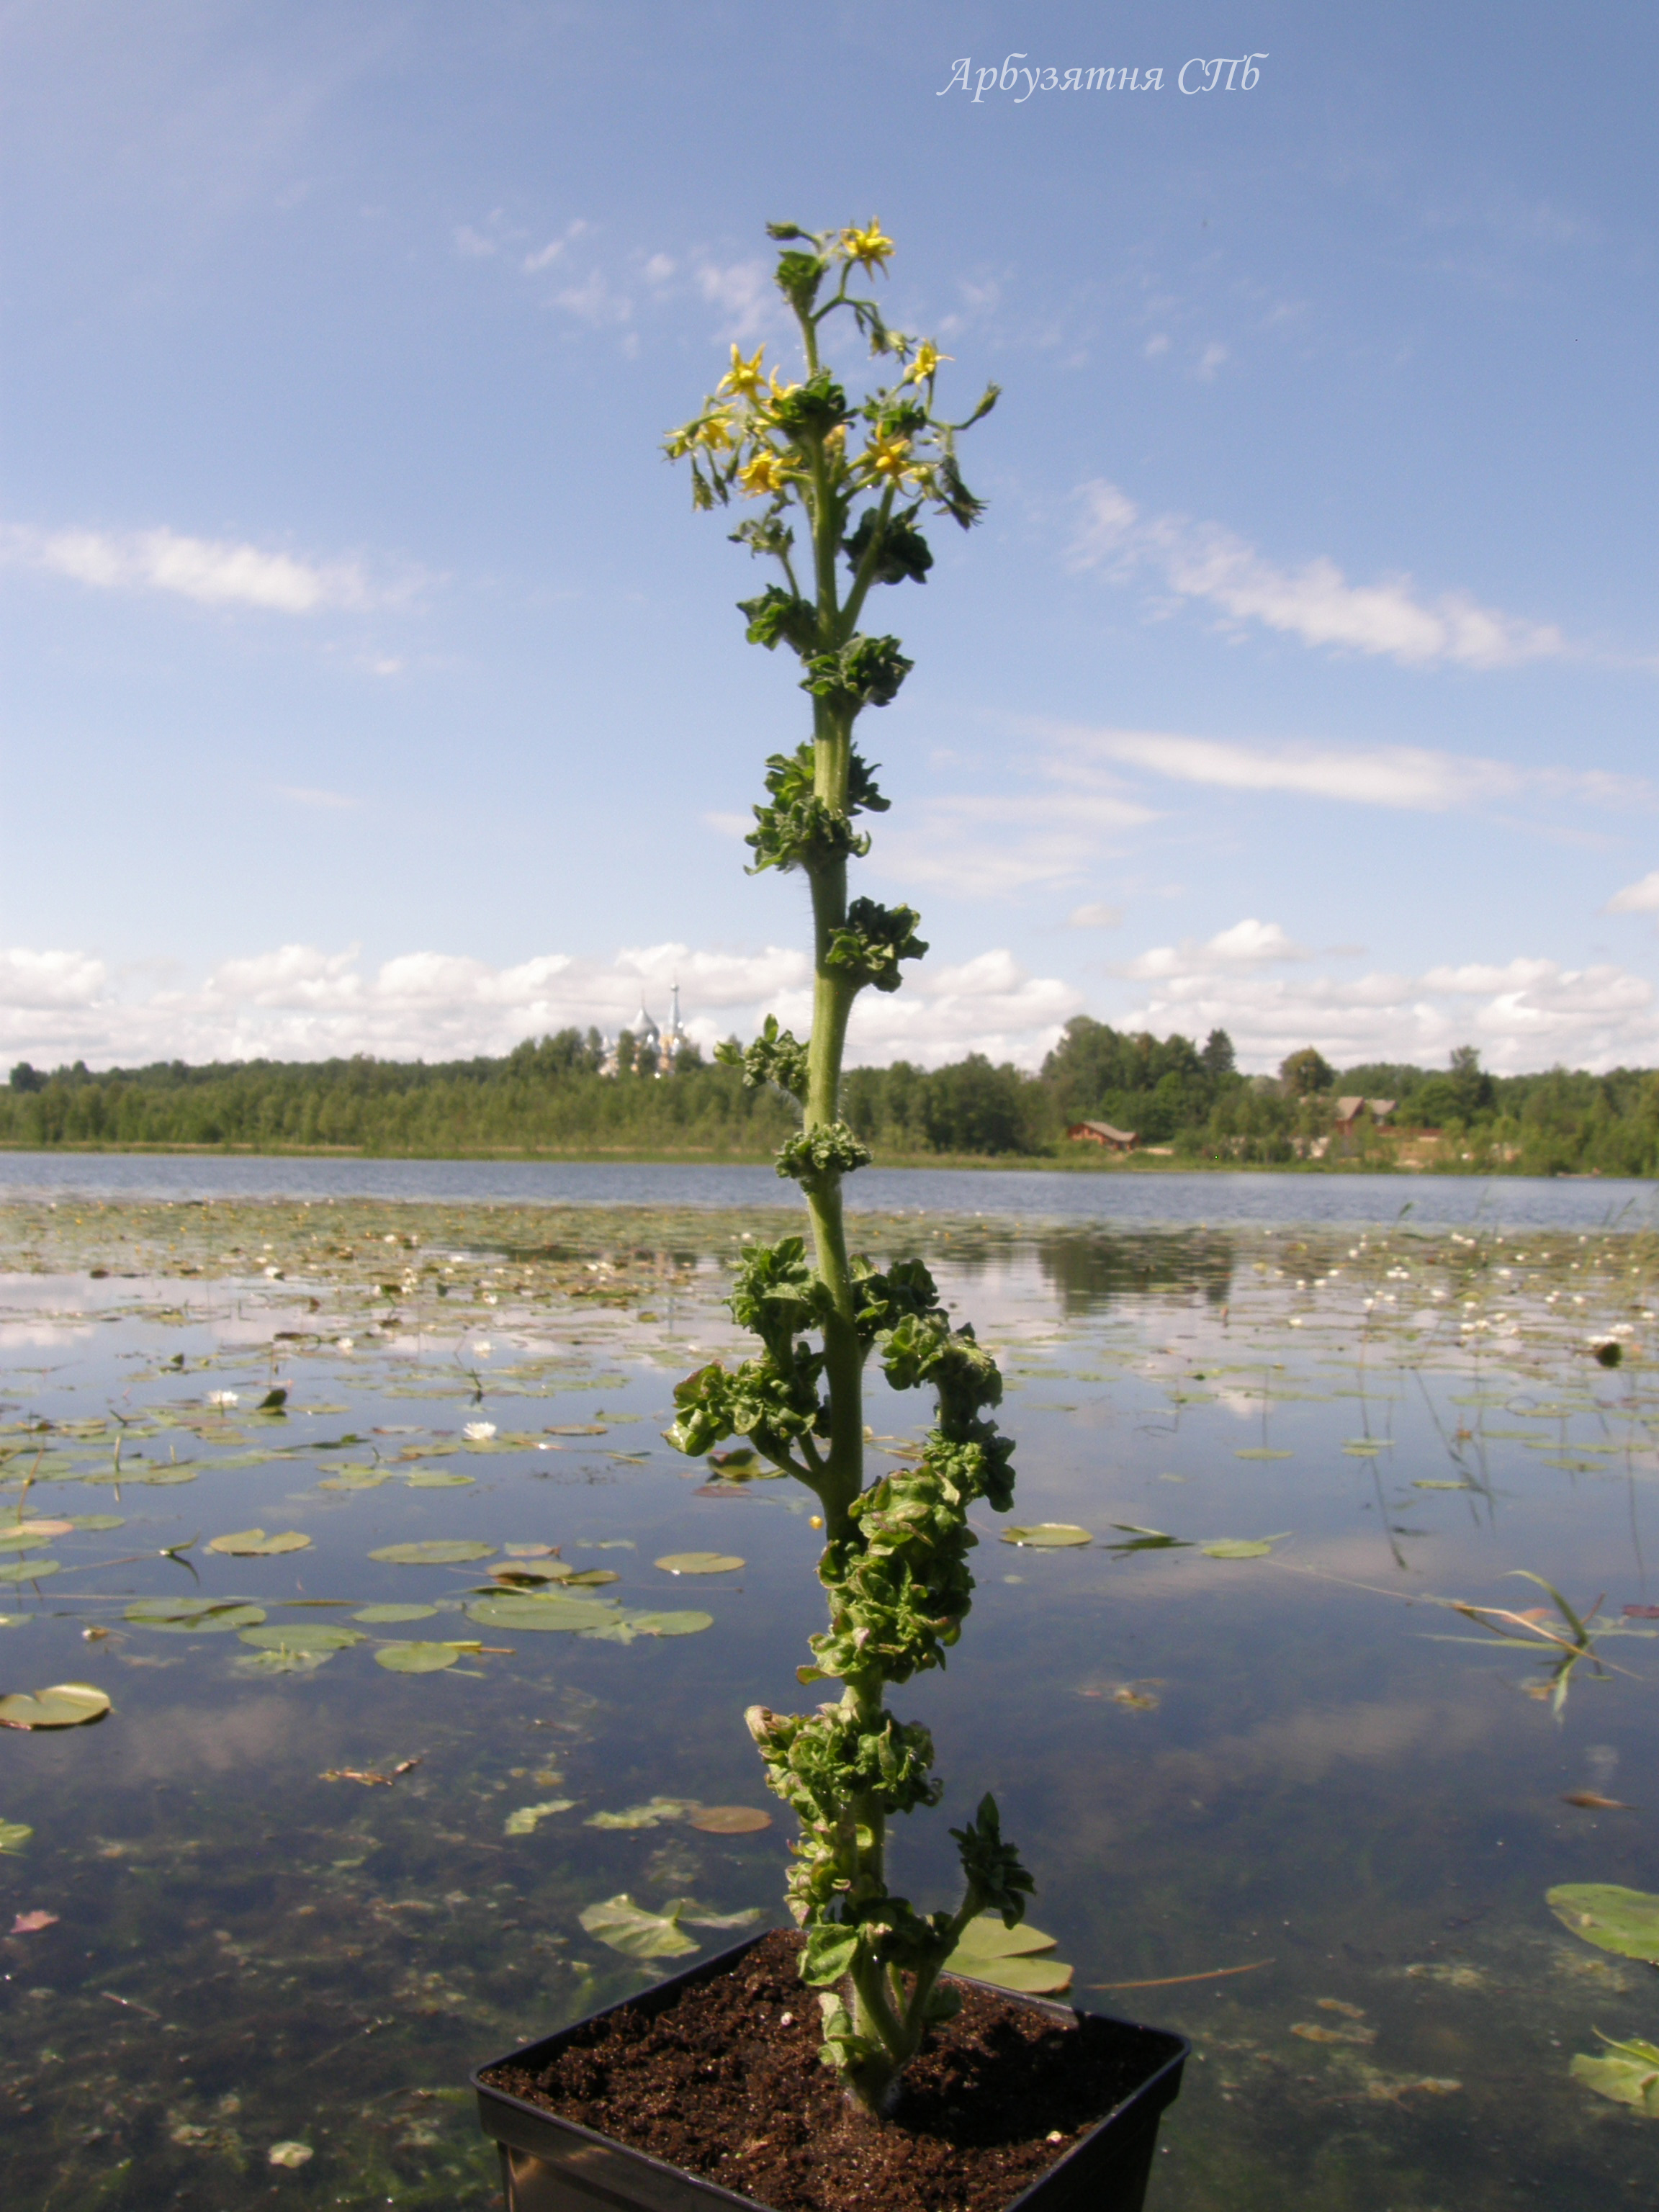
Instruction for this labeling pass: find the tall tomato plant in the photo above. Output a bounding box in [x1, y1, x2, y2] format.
[665, 221, 1031, 2118]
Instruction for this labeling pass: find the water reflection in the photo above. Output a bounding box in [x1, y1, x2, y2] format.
[1033, 1228, 1237, 1315]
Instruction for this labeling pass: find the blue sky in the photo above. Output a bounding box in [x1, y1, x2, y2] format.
[4, 1, 1658, 1074]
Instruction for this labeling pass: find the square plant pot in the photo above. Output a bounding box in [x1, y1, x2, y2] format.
[473, 1932, 1187, 2212]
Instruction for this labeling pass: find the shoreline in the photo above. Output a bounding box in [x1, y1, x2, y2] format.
[0, 1139, 1619, 1179]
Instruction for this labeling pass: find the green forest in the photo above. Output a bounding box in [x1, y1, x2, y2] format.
[6, 1018, 1659, 1175]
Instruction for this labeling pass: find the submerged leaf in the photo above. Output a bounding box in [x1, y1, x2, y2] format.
[353, 1604, 438, 1624]
[586, 1797, 701, 1830]
[235, 1647, 334, 1676]
[1547, 1884, 1659, 1964]
[577, 1892, 699, 1959]
[505, 1799, 576, 1835]
[0, 1682, 112, 1730]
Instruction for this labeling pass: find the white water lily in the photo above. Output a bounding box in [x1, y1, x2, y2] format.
[268, 2141, 313, 2168]
[464, 1421, 498, 1442]
[472, 1340, 492, 1357]
[334, 1336, 354, 1352]
[207, 1390, 239, 1408]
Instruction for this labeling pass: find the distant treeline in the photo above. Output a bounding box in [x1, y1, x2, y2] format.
[6, 1020, 1659, 1174]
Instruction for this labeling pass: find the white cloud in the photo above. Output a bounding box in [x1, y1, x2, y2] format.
[0, 949, 109, 1012]
[1107, 926, 1659, 1075]
[1195, 341, 1229, 380]
[1067, 902, 1124, 929]
[1609, 871, 1659, 915]
[554, 271, 632, 325]
[1030, 721, 1651, 817]
[453, 223, 500, 258]
[695, 259, 775, 341]
[0, 522, 391, 614]
[0, 939, 1076, 1073]
[1120, 919, 1306, 981]
[1070, 480, 1569, 669]
[273, 786, 357, 811]
[876, 791, 1156, 897]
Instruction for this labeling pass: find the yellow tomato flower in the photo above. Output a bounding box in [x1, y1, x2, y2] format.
[719, 343, 766, 400]
[862, 431, 912, 483]
[739, 449, 792, 497]
[840, 219, 894, 274]
[697, 410, 737, 452]
[904, 340, 950, 385]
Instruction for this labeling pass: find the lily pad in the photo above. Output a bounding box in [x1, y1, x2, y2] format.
[655, 1552, 745, 1575]
[0, 1557, 59, 1581]
[374, 1642, 461, 1673]
[0, 1682, 112, 1730]
[369, 1540, 495, 1565]
[238, 1623, 366, 1653]
[1001, 1525, 1092, 1549]
[1202, 1536, 1287, 1560]
[505, 1799, 576, 1835]
[126, 1599, 266, 1634]
[354, 1604, 438, 1624]
[1570, 2034, 1659, 2116]
[945, 1915, 1073, 1995]
[1235, 1448, 1293, 1461]
[70, 1516, 125, 1532]
[0, 1525, 68, 1552]
[467, 1594, 620, 1633]
[206, 1529, 312, 1556]
[624, 1609, 714, 1637]
[405, 1471, 475, 1488]
[1547, 1884, 1659, 1963]
[688, 1805, 771, 1835]
[0, 1817, 32, 1851]
[577, 1892, 699, 1959]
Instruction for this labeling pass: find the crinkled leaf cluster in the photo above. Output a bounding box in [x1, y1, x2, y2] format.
[745, 741, 889, 876]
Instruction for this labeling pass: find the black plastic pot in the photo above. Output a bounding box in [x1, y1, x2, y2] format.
[472, 1933, 1187, 2212]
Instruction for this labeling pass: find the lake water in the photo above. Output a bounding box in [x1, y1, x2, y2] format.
[1, 1148, 1657, 1230]
[0, 1185, 1655, 2209]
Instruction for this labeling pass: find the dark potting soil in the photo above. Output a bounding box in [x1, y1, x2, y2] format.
[483, 1930, 1152, 2212]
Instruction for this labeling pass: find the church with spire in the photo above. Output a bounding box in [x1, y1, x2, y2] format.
[598, 981, 692, 1077]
